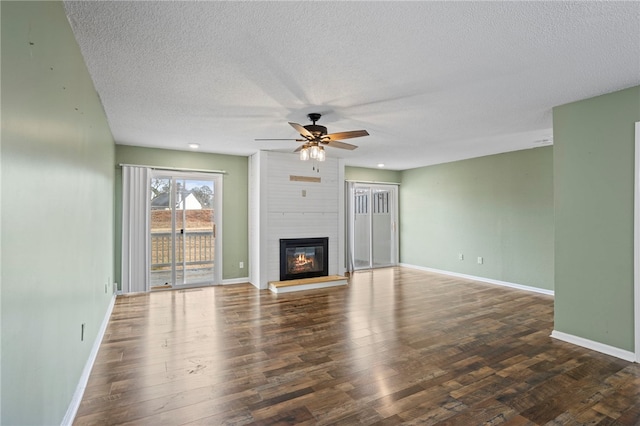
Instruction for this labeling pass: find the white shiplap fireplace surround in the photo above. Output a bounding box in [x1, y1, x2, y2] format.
[249, 151, 345, 289]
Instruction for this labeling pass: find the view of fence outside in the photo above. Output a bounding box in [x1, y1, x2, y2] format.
[150, 209, 215, 285]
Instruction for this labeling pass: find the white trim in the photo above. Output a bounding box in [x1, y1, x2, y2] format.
[256, 152, 269, 290]
[269, 278, 348, 294]
[551, 330, 636, 363]
[338, 160, 346, 276]
[399, 263, 554, 296]
[221, 277, 250, 285]
[635, 121, 640, 362]
[345, 181, 355, 273]
[391, 186, 399, 266]
[61, 294, 116, 426]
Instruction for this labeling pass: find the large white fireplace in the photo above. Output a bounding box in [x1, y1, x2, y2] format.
[249, 151, 345, 289]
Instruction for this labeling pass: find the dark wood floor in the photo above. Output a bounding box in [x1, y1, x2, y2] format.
[74, 267, 640, 425]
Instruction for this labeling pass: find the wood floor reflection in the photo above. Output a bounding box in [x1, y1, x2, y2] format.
[74, 267, 640, 425]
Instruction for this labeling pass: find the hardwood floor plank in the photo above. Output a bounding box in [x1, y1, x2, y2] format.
[74, 267, 638, 425]
[431, 397, 518, 425]
[397, 393, 466, 424]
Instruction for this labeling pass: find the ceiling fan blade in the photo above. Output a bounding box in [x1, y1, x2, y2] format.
[293, 145, 304, 152]
[255, 138, 305, 141]
[289, 122, 313, 139]
[326, 140, 358, 150]
[324, 130, 369, 141]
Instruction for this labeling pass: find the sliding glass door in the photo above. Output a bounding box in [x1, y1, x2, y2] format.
[350, 183, 398, 270]
[149, 171, 222, 287]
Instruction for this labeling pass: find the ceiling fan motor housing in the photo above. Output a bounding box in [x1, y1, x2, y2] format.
[304, 124, 328, 138]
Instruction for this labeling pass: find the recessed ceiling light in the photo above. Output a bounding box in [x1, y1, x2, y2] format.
[377, 163, 385, 168]
[188, 143, 200, 149]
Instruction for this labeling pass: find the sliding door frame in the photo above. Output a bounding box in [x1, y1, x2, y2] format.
[149, 170, 223, 288]
[347, 181, 399, 271]
[634, 121, 639, 361]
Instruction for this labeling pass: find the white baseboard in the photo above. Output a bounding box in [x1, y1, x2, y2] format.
[221, 277, 250, 285]
[398, 263, 554, 296]
[61, 294, 116, 425]
[551, 330, 636, 362]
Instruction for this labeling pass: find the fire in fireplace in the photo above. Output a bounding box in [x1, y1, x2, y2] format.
[280, 237, 329, 281]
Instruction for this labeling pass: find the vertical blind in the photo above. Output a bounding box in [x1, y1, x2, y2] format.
[121, 166, 150, 293]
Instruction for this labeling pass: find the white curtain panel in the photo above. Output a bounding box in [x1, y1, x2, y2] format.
[121, 166, 150, 293]
[345, 181, 356, 273]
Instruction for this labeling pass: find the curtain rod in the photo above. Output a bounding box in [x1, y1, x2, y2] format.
[119, 163, 227, 175]
[345, 179, 400, 185]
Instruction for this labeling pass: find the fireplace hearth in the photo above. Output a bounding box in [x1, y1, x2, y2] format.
[280, 237, 329, 281]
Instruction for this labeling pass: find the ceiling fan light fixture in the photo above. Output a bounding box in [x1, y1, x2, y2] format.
[309, 144, 320, 159]
[317, 147, 326, 162]
[300, 146, 310, 161]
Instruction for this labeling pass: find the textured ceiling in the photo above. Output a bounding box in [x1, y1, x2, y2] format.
[63, 1, 640, 170]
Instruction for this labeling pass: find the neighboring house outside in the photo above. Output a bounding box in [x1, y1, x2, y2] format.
[151, 191, 202, 210]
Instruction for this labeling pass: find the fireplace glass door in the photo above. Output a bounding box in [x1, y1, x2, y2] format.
[280, 238, 329, 281]
[287, 247, 322, 275]
[350, 184, 398, 270]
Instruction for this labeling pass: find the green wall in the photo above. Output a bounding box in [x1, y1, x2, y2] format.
[1, 2, 116, 424]
[345, 166, 402, 184]
[553, 86, 640, 352]
[400, 147, 554, 290]
[115, 145, 248, 283]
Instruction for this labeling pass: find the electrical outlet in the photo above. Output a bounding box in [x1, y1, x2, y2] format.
[477, 256, 483, 264]
[458, 253, 464, 261]
[239, 261, 244, 269]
